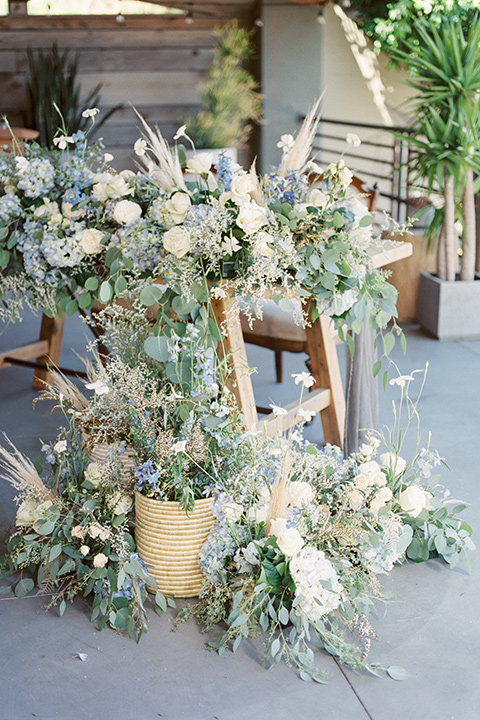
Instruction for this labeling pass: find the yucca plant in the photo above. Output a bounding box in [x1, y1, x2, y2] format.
[392, 16, 480, 281]
[26, 44, 120, 148]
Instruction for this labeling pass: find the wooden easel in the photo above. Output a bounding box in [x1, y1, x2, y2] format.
[0, 312, 65, 388]
[210, 286, 345, 447]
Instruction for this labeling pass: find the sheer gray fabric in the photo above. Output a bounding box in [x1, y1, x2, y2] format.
[343, 327, 378, 457]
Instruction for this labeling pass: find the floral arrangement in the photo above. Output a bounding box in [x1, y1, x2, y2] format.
[0, 112, 162, 323]
[133, 106, 399, 340]
[0, 428, 169, 640]
[0, 347, 473, 677]
[1, 103, 399, 353]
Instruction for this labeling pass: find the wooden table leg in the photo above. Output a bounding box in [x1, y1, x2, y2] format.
[32, 313, 65, 389]
[304, 312, 345, 447]
[209, 292, 258, 430]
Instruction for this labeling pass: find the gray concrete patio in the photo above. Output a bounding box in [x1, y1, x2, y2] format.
[0, 310, 478, 720]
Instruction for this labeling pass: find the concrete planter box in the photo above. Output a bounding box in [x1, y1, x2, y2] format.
[417, 271, 480, 340]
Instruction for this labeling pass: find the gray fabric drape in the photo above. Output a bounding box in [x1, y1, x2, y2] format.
[344, 327, 378, 457]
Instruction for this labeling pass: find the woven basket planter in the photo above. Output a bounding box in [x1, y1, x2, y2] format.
[87, 442, 137, 482]
[134, 491, 215, 598]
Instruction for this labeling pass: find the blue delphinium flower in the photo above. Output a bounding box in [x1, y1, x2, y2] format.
[215, 153, 233, 192]
[134, 460, 160, 491]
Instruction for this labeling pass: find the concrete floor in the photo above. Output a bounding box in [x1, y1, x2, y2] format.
[0, 311, 479, 720]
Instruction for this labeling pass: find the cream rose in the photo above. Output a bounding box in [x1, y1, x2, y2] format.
[163, 226, 191, 258]
[84, 462, 103, 488]
[398, 486, 431, 518]
[79, 228, 104, 255]
[80, 545, 90, 556]
[348, 489, 364, 509]
[165, 191, 191, 223]
[186, 153, 214, 174]
[380, 452, 407, 477]
[253, 231, 274, 259]
[107, 491, 133, 516]
[88, 522, 109, 541]
[62, 201, 83, 220]
[357, 461, 381, 485]
[229, 173, 255, 204]
[277, 527, 304, 557]
[355, 474, 370, 491]
[71, 525, 87, 540]
[93, 553, 108, 568]
[113, 199, 142, 225]
[16, 498, 54, 527]
[287, 481, 314, 508]
[307, 188, 328, 208]
[236, 201, 268, 235]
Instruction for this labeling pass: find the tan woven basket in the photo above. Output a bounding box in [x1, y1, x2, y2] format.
[134, 491, 215, 598]
[87, 443, 136, 482]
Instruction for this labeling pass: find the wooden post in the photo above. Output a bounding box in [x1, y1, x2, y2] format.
[209, 289, 258, 430]
[303, 308, 345, 447]
[32, 313, 66, 389]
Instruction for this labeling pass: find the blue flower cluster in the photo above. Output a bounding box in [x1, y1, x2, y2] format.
[262, 168, 309, 206]
[215, 153, 233, 192]
[17, 157, 56, 198]
[134, 460, 160, 492]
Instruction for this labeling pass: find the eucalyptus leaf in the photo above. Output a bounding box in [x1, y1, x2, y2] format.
[387, 665, 411, 681]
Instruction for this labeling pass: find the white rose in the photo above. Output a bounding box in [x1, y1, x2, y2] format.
[79, 228, 104, 255]
[186, 153, 213, 174]
[62, 201, 83, 220]
[287, 481, 314, 508]
[163, 226, 191, 258]
[277, 527, 304, 557]
[84, 462, 103, 488]
[80, 545, 90, 556]
[165, 191, 192, 223]
[357, 461, 381, 485]
[307, 188, 328, 208]
[236, 201, 268, 235]
[223, 501, 244, 522]
[398, 486, 431, 518]
[269, 518, 304, 557]
[16, 499, 53, 526]
[92, 172, 133, 201]
[15, 499, 40, 526]
[254, 230, 274, 259]
[380, 452, 407, 477]
[229, 173, 255, 205]
[93, 553, 108, 568]
[113, 199, 142, 225]
[107, 491, 133, 516]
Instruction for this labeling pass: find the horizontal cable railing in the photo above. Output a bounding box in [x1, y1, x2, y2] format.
[310, 116, 427, 231]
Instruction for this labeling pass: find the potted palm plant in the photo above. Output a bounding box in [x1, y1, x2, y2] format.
[391, 15, 480, 339]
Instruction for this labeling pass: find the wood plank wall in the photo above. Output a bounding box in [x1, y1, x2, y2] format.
[0, 15, 232, 169]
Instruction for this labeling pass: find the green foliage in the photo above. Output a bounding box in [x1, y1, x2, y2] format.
[345, 0, 480, 59]
[182, 20, 262, 148]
